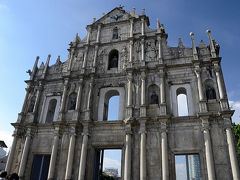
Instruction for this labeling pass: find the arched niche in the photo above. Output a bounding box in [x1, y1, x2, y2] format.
[67, 92, 77, 110]
[204, 79, 217, 100]
[108, 49, 119, 69]
[148, 84, 160, 105]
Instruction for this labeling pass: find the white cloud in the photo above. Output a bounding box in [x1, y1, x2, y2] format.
[175, 163, 187, 180]
[103, 157, 121, 176]
[229, 100, 240, 124]
[0, 130, 13, 152]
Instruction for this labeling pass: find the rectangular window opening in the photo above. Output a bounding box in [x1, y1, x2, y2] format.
[175, 154, 201, 180]
[93, 149, 122, 180]
[30, 154, 51, 180]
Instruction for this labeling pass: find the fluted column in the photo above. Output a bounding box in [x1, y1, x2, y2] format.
[5, 130, 18, 173]
[33, 82, 43, 113]
[226, 127, 240, 180]
[140, 121, 146, 180]
[65, 127, 76, 180]
[75, 78, 83, 111]
[141, 39, 145, 62]
[18, 128, 32, 179]
[202, 120, 216, 180]
[214, 63, 224, 99]
[127, 74, 133, 107]
[78, 125, 89, 180]
[124, 125, 132, 180]
[194, 67, 204, 101]
[58, 78, 69, 120]
[129, 40, 133, 63]
[48, 128, 60, 180]
[161, 122, 169, 180]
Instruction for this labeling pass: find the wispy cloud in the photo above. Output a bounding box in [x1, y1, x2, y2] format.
[229, 100, 240, 124]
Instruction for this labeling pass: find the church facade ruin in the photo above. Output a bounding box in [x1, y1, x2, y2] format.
[5, 7, 240, 180]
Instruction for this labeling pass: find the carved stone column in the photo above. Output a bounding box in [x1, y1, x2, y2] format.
[194, 65, 207, 113]
[48, 128, 60, 180]
[65, 127, 76, 180]
[129, 19, 133, 38]
[58, 78, 69, 121]
[78, 125, 89, 180]
[18, 128, 32, 179]
[202, 119, 216, 180]
[75, 77, 83, 111]
[140, 71, 146, 117]
[92, 45, 99, 70]
[141, 38, 145, 63]
[21, 85, 31, 114]
[139, 120, 147, 180]
[67, 49, 75, 71]
[129, 40, 133, 63]
[213, 63, 229, 110]
[141, 18, 145, 36]
[190, 32, 199, 60]
[159, 68, 166, 115]
[224, 118, 240, 180]
[96, 24, 101, 43]
[82, 46, 89, 70]
[127, 73, 133, 118]
[33, 82, 43, 113]
[5, 130, 18, 173]
[124, 123, 132, 180]
[206, 30, 217, 58]
[161, 122, 169, 180]
[157, 36, 163, 64]
[85, 78, 93, 120]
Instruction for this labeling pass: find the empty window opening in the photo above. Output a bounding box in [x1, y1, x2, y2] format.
[46, 99, 57, 123]
[177, 88, 188, 116]
[175, 154, 201, 180]
[112, 27, 119, 40]
[28, 96, 36, 112]
[108, 50, 119, 69]
[93, 149, 122, 180]
[107, 96, 119, 120]
[68, 93, 77, 110]
[103, 90, 120, 121]
[206, 85, 216, 100]
[30, 154, 51, 180]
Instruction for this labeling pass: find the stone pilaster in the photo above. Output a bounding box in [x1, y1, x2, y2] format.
[161, 121, 169, 180]
[223, 118, 240, 180]
[48, 127, 60, 180]
[194, 65, 207, 113]
[82, 46, 89, 70]
[18, 128, 32, 180]
[96, 24, 101, 43]
[140, 38, 145, 66]
[124, 123, 132, 180]
[159, 67, 167, 115]
[33, 81, 43, 113]
[78, 124, 89, 180]
[201, 119, 216, 180]
[58, 78, 69, 121]
[5, 129, 18, 173]
[140, 71, 146, 117]
[141, 17, 145, 36]
[127, 73, 133, 118]
[65, 126, 76, 180]
[85, 77, 93, 120]
[139, 120, 147, 180]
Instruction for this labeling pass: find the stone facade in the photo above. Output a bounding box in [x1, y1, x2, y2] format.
[5, 7, 240, 180]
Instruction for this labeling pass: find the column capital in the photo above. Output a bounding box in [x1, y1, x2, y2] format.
[160, 121, 168, 132]
[213, 63, 221, 72]
[139, 120, 147, 134]
[69, 126, 77, 136]
[201, 119, 210, 131]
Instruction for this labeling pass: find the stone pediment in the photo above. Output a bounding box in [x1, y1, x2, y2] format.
[94, 7, 131, 25]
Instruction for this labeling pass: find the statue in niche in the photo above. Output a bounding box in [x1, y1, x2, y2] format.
[150, 91, 159, 104]
[206, 85, 216, 100]
[111, 55, 118, 68]
[69, 97, 77, 110]
[113, 28, 118, 39]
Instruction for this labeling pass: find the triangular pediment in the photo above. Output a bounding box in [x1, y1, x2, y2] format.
[94, 7, 132, 25]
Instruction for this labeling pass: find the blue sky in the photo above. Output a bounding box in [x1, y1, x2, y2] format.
[0, 0, 240, 176]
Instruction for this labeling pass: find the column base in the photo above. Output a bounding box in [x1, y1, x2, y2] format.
[126, 106, 133, 118]
[140, 106, 146, 117]
[220, 99, 229, 111]
[199, 100, 208, 113]
[159, 103, 167, 116]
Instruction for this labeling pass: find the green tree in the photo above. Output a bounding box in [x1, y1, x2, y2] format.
[232, 123, 240, 156]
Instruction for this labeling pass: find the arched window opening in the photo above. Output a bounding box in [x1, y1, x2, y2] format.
[103, 90, 120, 121]
[28, 96, 36, 112]
[46, 99, 57, 123]
[68, 93, 77, 110]
[108, 50, 119, 69]
[206, 85, 216, 100]
[148, 84, 160, 105]
[112, 27, 118, 40]
[177, 88, 189, 116]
